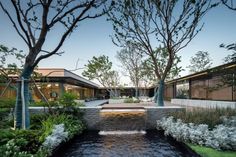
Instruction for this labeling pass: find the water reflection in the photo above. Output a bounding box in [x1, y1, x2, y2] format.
[55, 131, 191, 157]
[100, 110, 146, 131]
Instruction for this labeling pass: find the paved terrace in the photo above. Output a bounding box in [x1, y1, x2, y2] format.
[102, 101, 173, 109]
[84, 99, 109, 107]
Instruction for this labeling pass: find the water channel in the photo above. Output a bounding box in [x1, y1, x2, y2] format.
[53, 108, 197, 157]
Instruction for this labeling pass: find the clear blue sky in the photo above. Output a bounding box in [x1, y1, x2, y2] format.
[0, 3, 236, 84]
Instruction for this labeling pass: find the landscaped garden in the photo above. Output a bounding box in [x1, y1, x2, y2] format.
[0, 0, 236, 156]
[0, 93, 85, 157]
[157, 108, 236, 157]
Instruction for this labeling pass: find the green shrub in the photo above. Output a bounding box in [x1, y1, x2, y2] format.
[30, 113, 50, 130]
[133, 99, 141, 103]
[0, 129, 41, 156]
[59, 92, 77, 108]
[0, 98, 15, 108]
[0, 130, 15, 145]
[170, 108, 236, 129]
[124, 98, 140, 103]
[0, 108, 13, 129]
[124, 98, 133, 103]
[0, 139, 33, 157]
[30, 101, 59, 108]
[13, 130, 41, 154]
[39, 114, 85, 142]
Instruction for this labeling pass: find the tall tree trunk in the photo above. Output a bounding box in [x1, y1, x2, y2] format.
[135, 87, 139, 98]
[157, 80, 165, 106]
[154, 86, 158, 103]
[14, 65, 34, 129]
[109, 89, 115, 98]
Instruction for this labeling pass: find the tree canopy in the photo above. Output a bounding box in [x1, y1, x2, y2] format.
[116, 42, 144, 98]
[107, 0, 216, 105]
[187, 51, 212, 73]
[0, 0, 112, 129]
[82, 55, 120, 97]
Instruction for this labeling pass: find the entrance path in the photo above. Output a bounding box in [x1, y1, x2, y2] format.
[83, 100, 177, 108]
[102, 101, 176, 109]
[84, 99, 109, 107]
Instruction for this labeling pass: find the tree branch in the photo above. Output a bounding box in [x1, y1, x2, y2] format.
[11, 0, 32, 48]
[0, 2, 29, 45]
[33, 0, 96, 68]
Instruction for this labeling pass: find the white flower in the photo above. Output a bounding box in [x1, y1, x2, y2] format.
[157, 116, 236, 150]
[42, 124, 69, 154]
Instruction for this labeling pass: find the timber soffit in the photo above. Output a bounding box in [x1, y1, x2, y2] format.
[166, 61, 236, 85]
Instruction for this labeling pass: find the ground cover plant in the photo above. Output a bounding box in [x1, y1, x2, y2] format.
[124, 98, 141, 103]
[157, 108, 236, 156]
[188, 144, 236, 157]
[170, 108, 236, 129]
[0, 93, 86, 157]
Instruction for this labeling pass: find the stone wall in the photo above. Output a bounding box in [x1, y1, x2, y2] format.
[80, 106, 185, 130]
[80, 107, 102, 130]
[145, 106, 185, 129]
[28, 106, 185, 130]
[171, 99, 236, 109]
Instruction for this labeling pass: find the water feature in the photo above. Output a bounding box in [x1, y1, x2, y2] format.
[53, 108, 198, 157]
[99, 109, 146, 131]
[53, 131, 197, 157]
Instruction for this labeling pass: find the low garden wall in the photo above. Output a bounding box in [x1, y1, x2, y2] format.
[171, 99, 236, 109]
[29, 106, 185, 130]
[145, 106, 185, 129]
[80, 106, 185, 130]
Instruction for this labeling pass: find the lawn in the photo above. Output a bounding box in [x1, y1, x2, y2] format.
[188, 144, 236, 157]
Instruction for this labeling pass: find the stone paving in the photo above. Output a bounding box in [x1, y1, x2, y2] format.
[84, 99, 109, 107]
[102, 101, 174, 108]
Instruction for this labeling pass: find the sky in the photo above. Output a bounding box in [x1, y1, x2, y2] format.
[0, 2, 236, 85]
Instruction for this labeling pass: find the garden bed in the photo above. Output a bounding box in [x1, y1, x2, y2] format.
[157, 108, 236, 156]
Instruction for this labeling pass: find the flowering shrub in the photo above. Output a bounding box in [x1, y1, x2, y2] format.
[41, 124, 68, 155]
[40, 114, 84, 142]
[170, 108, 236, 129]
[0, 139, 33, 157]
[157, 116, 236, 150]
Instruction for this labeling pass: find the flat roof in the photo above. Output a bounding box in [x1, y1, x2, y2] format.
[35, 68, 100, 88]
[166, 61, 236, 84]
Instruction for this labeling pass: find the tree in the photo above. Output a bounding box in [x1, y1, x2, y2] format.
[82, 55, 119, 98]
[116, 42, 143, 98]
[187, 51, 212, 73]
[0, 44, 25, 97]
[220, 1, 236, 63]
[220, 43, 236, 63]
[217, 43, 236, 93]
[143, 46, 183, 102]
[107, 0, 216, 106]
[221, 0, 236, 10]
[0, 0, 112, 129]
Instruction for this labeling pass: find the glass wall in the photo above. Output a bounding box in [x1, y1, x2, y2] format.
[32, 83, 95, 101]
[176, 80, 190, 99]
[64, 84, 94, 100]
[32, 82, 62, 101]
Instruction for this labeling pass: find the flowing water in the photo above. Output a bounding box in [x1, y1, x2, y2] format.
[53, 109, 198, 157]
[99, 109, 146, 131]
[54, 131, 196, 157]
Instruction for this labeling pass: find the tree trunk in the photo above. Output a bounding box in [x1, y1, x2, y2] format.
[154, 86, 158, 103]
[156, 80, 165, 106]
[109, 89, 115, 98]
[135, 87, 139, 98]
[14, 65, 33, 129]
